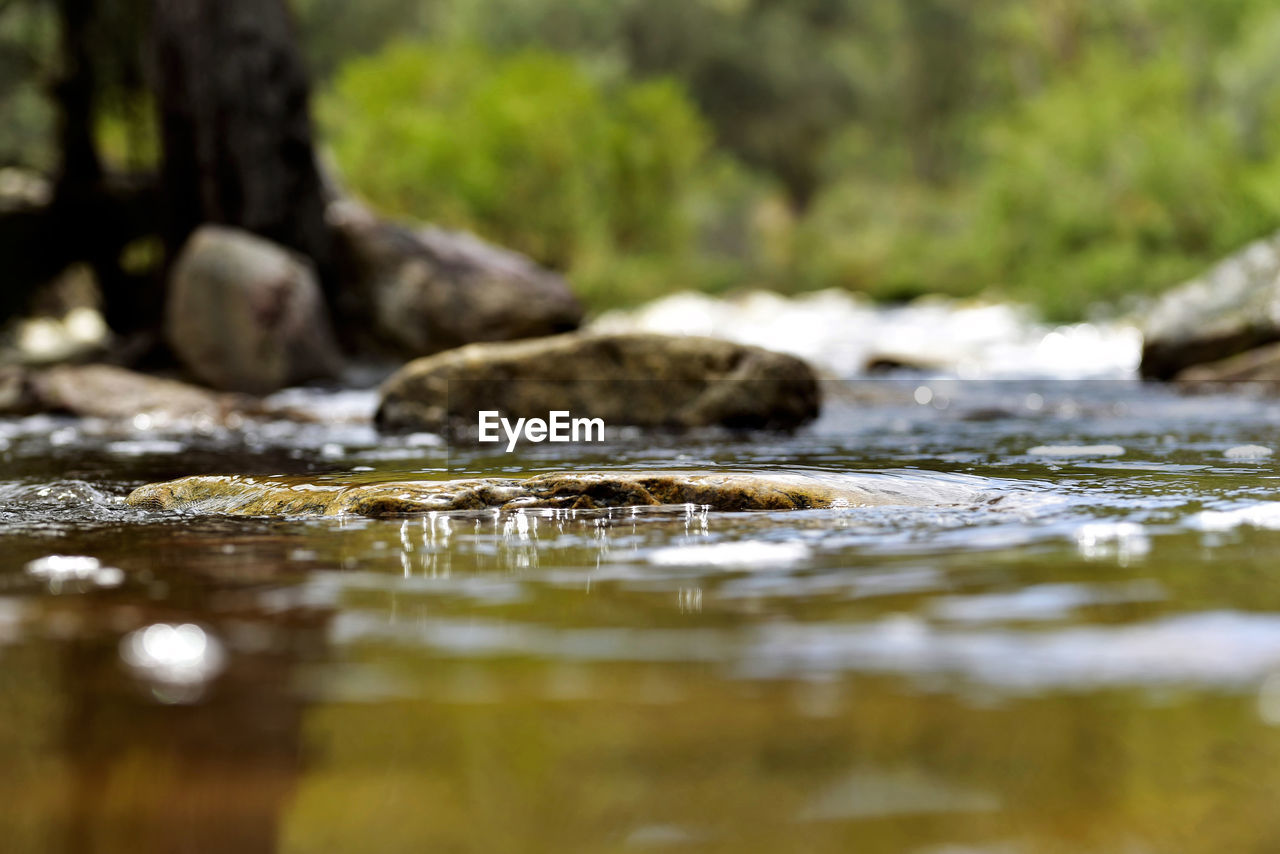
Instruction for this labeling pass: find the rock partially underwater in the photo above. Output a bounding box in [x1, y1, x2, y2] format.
[127, 471, 984, 518]
[376, 332, 821, 435]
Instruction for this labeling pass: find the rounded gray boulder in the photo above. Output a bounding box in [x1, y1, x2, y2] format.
[166, 226, 343, 393]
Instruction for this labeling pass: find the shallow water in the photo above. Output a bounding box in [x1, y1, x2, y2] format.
[6, 374, 1280, 853]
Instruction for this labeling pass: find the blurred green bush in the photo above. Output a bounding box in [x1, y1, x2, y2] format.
[311, 2, 1280, 320]
[799, 44, 1280, 320]
[321, 43, 778, 308]
[7, 0, 1280, 321]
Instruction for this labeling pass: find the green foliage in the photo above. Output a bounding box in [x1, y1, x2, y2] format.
[94, 95, 159, 172]
[295, 0, 431, 78]
[971, 49, 1277, 317]
[1, 0, 1278, 319]
[322, 43, 748, 307]
[304, 0, 1280, 319]
[797, 31, 1280, 320]
[300, 0, 1280, 318]
[0, 2, 57, 171]
[0, 0, 153, 174]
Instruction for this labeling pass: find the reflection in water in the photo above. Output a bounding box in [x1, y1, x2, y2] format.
[799, 768, 1001, 821]
[649, 540, 812, 568]
[119, 623, 227, 703]
[1073, 522, 1151, 564]
[0, 535, 333, 854]
[58, 606, 321, 854]
[26, 555, 124, 591]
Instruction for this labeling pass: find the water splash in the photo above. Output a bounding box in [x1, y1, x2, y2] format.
[592, 289, 1141, 379]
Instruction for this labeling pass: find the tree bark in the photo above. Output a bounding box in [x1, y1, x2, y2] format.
[7, 0, 163, 335]
[52, 0, 102, 199]
[151, 0, 332, 288]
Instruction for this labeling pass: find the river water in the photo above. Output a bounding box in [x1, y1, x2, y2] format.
[4, 293, 1280, 853]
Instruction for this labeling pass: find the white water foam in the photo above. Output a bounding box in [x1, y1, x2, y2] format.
[592, 289, 1141, 379]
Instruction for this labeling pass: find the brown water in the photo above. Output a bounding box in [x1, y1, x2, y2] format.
[4, 380, 1280, 853]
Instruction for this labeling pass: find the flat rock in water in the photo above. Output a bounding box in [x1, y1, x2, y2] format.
[127, 471, 972, 518]
[0, 363, 251, 423]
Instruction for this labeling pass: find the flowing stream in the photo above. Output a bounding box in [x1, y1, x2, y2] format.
[3, 294, 1280, 853]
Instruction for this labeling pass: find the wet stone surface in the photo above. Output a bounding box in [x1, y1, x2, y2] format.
[375, 332, 822, 434]
[126, 470, 991, 517]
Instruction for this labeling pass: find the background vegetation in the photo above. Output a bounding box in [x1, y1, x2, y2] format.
[8, 0, 1280, 319]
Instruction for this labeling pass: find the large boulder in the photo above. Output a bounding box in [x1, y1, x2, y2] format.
[166, 226, 343, 393]
[1141, 235, 1280, 379]
[128, 470, 973, 517]
[328, 200, 582, 357]
[375, 332, 821, 435]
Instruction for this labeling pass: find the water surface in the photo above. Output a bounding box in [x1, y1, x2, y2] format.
[4, 376, 1280, 853]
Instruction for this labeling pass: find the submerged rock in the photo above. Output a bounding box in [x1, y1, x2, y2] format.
[1141, 235, 1280, 380]
[126, 470, 964, 517]
[329, 200, 582, 358]
[376, 332, 821, 434]
[167, 226, 343, 393]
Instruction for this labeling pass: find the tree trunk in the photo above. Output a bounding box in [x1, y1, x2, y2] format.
[52, 0, 102, 200]
[151, 0, 332, 289]
[16, 0, 162, 335]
